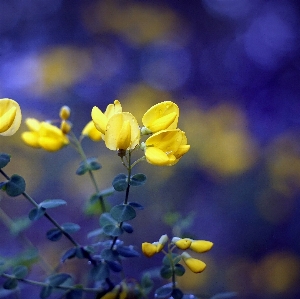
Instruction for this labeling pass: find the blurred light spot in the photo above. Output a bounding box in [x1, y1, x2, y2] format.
[243, 3, 298, 69]
[202, 0, 258, 20]
[140, 42, 191, 90]
[266, 133, 300, 196]
[181, 102, 257, 177]
[82, 0, 181, 46]
[38, 46, 92, 93]
[253, 252, 300, 294]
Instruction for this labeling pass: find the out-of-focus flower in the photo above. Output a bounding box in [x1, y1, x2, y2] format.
[60, 120, 72, 134]
[189, 240, 213, 253]
[0, 98, 22, 136]
[82, 121, 102, 141]
[91, 100, 122, 135]
[142, 101, 179, 134]
[143, 129, 190, 166]
[172, 237, 192, 250]
[22, 118, 69, 152]
[181, 252, 207, 273]
[105, 112, 140, 151]
[101, 283, 127, 299]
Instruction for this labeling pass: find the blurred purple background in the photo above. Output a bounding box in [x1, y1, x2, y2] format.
[1, 0, 300, 298]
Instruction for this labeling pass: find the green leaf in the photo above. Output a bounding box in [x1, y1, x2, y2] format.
[28, 207, 46, 221]
[0, 182, 7, 190]
[87, 228, 103, 239]
[162, 253, 180, 266]
[39, 199, 67, 209]
[0, 153, 10, 168]
[99, 213, 117, 227]
[76, 158, 101, 175]
[174, 264, 185, 276]
[62, 223, 80, 234]
[46, 228, 63, 242]
[90, 262, 109, 281]
[210, 292, 238, 299]
[155, 285, 173, 298]
[112, 173, 127, 191]
[13, 265, 28, 279]
[5, 174, 25, 197]
[101, 248, 119, 261]
[141, 273, 154, 295]
[130, 173, 147, 186]
[47, 273, 72, 287]
[122, 222, 133, 233]
[61, 248, 77, 263]
[128, 202, 144, 210]
[106, 260, 122, 272]
[3, 278, 18, 290]
[116, 245, 139, 258]
[102, 224, 123, 237]
[160, 265, 172, 279]
[40, 286, 53, 299]
[172, 288, 184, 299]
[110, 204, 136, 222]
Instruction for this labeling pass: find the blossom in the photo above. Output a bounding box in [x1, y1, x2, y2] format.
[142, 242, 158, 257]
[0, 98, 22, 136]
[59, 105, 71, 120]
[22, 118, 69, 151]
[142, 101, 179, 134]
[172, 237, 192, 250]
[91, 100, 122, 135]
[82, 121, 102, 141]
[105, 112, 140, 150]
[181, 252, 206, 273]
[189, 240, 213, 253]
[143, 129, 190, 166]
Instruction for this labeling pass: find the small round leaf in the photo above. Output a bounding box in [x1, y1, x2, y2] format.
[13, 265, 28, 279]
[112, 174, 127, 191]
[160, 265, 172, 279]
[103, 224, 123, 237]
[155, 285, 173, 298]
[3, 278, 18, 290]
[47, 273, 72, 287]
[5, 174, 25, 197]
[28, 207, 46, 221]
[62, 223, 80, 234]
[174, 264, 185, 276]
[130, 173, 147, 186]
[0, 153, 10, 168]
[110, 204, 136, 222]
[46, 228, 63, 242]
[122, 222, 133, 233]
[39, 199, 66, 209]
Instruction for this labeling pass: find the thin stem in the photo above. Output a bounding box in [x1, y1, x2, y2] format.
[69, 132, 106, 212]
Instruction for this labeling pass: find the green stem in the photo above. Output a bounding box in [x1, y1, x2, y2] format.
[168, 243, 176, 290]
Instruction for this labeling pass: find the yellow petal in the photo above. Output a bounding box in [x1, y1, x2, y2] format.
[175, 238, 192, 250]
[116, 120, 131, 150]
[142, 242, 157, 257]
[82, 121, 102, 141]
[104, 100, 122, 118]
[145, 147, 170, 166]
[21, 132, 40, 148]
[184, 257, 206, 273]
[25, 118, 41, 131]
[91, 106, 107, 134]
[190, 240, 213, 253]
[0, 98, 22, 136]
[142, 101, 179, 132]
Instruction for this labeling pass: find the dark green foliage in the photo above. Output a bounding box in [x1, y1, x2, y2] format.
[116, 245, 139, 258]
[160, 265, 172, 279]
[141, 273, 154, 295]
[106, 260, 122, 272]
[112, 173, 127, 191]
[12, 265, 28, 279]
[39, 199, 67, 209]
[76, 158, 101, 175]
[3, 278, 18, 290]
[66, 289, 83, 299]
[103, 224, 123, 237]
[40, 285, 53, 298]
[90, 262, 109, 281]
[162, 253, 181, 266]
[47, 273, 72, 287]
[129, 173, 147, 186]
[5, 174, 25, 197]
[46, 228, 63, 241]
[110, 204, 136, 222]
[0, 153, 10, 168]
[121, 222, 133, 233]
[174, 264, 185, 276]
[171, 288, 184, 299]
[61, 223, 80, 234]
[61, 248, 77, 263]
[128, 202, 144, 210]
[28, 207, 46, 221]
[101, 248, 119, 261]
[155, 285, 173, 298]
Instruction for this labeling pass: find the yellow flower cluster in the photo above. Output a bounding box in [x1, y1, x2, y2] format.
[87, 100, 190, 166]
[0, 98, 22, 136]
[142, 235, 213, 274]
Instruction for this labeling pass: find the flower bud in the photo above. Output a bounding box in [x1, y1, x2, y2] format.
[181, 252, 206, 273]
[190, 240, 213, 253]
[142, 242, 157, 257]
[59, 105, 71, 120]
[60, 120, 72, 134]
[172, 237, 192, 250]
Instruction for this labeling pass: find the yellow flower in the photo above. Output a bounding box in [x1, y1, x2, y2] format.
[105, 112, 140, 150]
[0, 98, 22, 136]
[142, 242, 158, 257]
[172, 237, 192, 250]
[144, 129, 190, 166]
[91, 100, 122, 135]
[101, 283, 127, 299]
[142, 101, 179, 133]
[82, 121, 102, 141]
[22, 118, 69, 152]
[59, 105, 71, 120]
[189, 240, 213, 253]
[181, 252, 206, 273]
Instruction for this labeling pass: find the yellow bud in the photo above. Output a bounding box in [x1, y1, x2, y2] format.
[173, 238, 192, 250]
[190, 240, 213, 253]
[60, 120, 72, 134]
[142, 242, 157, 257]
[82, 121, 102, 141]
[59, 105, 71, 120]
[182, 252, 206, 273]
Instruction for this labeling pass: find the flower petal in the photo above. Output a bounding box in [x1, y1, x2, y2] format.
[190, 240, 213, 253]
[142, 242, 157, 257]
[82, 121, 102, 141]
[91, 106, 107, 134]
[145, 147, 170, 166]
